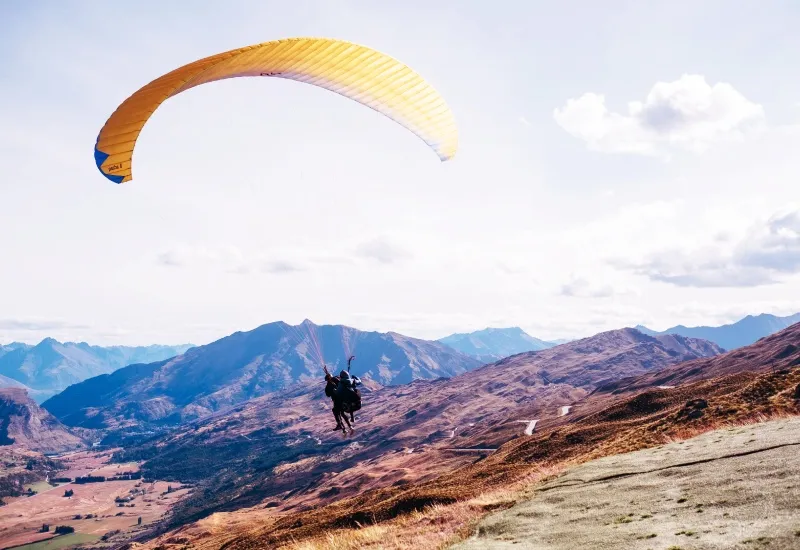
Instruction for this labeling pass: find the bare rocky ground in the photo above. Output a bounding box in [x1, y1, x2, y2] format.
[452, 416, 800, 550]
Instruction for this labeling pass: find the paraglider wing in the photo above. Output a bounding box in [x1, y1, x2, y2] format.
[94, 37, 459, 184]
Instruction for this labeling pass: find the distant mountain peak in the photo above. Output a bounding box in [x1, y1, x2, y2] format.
[0, 340, 194, 403]
[439, 326, 557, 361]
[636, 312, 800, 351]
[479, 326, 525, 335]
[35, 337, 58, 347]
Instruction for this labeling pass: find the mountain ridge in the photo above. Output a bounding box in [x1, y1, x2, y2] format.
[42, 320, 482, 429]
[636, 312, 800, 350]
[0, 339, 194, 402]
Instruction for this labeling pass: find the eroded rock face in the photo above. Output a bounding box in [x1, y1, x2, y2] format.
[0, 388, 85, 453]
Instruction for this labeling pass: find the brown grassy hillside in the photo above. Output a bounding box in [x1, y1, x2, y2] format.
[134, 324, 799, 550]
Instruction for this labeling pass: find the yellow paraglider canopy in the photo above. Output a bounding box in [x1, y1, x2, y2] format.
[94, 37, 459, 184]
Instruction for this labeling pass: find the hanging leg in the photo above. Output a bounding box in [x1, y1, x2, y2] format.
[331, 407, 343, 430]
[340, 411, 351, 434]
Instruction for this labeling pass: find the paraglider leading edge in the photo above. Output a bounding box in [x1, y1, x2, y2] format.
[93, 36, 459, 184]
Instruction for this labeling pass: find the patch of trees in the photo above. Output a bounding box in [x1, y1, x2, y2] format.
[54, 525, 75, 534]
[101, 529, 121, 541]
[51, 477, 72, 483]
[75, 475, 106, 484]
[63, 489, 74, 497]
[40, 524, 49, 532]
[110, 471, 142, 481]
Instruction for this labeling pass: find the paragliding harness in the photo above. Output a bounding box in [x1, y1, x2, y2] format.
[323, 356, 362, 433]
[337, 357, 362, 415]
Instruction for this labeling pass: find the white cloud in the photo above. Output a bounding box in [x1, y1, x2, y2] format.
[354, 237, 412, 265]
[155, 245, 308, 275]
[554, 74, 765, 157]
[156, 245, 245, 269]
[155, 237, 417, 275]
[559, 275, 637, 299]
[613, 205, 800, 287]
[261, 260, 306, 274]
[0, 319, 90, 332]
[0, 319, 95, 345]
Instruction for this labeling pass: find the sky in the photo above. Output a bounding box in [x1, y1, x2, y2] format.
[2, 0, 800, 346]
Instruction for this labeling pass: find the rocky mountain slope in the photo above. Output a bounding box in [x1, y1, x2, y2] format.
[0, 388, 86, 454]
[42, 320, 481, 429]
[438, 327, 556, 362]
[0, 338, 193, 402]
[636, 312, 800, 351]
[597, 321, 800, 396]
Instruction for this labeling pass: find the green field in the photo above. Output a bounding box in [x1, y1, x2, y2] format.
[10, 533, 99, 550]
[22, 481, 60, 494]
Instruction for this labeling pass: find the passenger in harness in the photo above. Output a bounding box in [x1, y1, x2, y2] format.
[335, 369, 362, 423]
[323, 356, 362, 434]
[324, 371, 346, 432]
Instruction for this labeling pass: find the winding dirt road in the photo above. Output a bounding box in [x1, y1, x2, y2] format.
[514, 420, 539, 435]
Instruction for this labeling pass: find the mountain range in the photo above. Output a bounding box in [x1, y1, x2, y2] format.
[42, 320, 481, 429]
[125, 322, 800, 549]
[438, 327, 557, 361]
[636, 312, 800, 351]
[0, 339, 194, 402]
[6, 314, 799, 549]
[106, 327, 723, 533]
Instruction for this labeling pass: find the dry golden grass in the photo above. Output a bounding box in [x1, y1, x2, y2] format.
[654, 410, 796, 446]
[139, 365, 800, 550]
[275, 407, 800, 550]
[278, 465, 565, 550]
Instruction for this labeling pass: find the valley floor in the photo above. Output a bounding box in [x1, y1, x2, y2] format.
[452, 416, 800, 550]
[0, 452, 189, 550]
